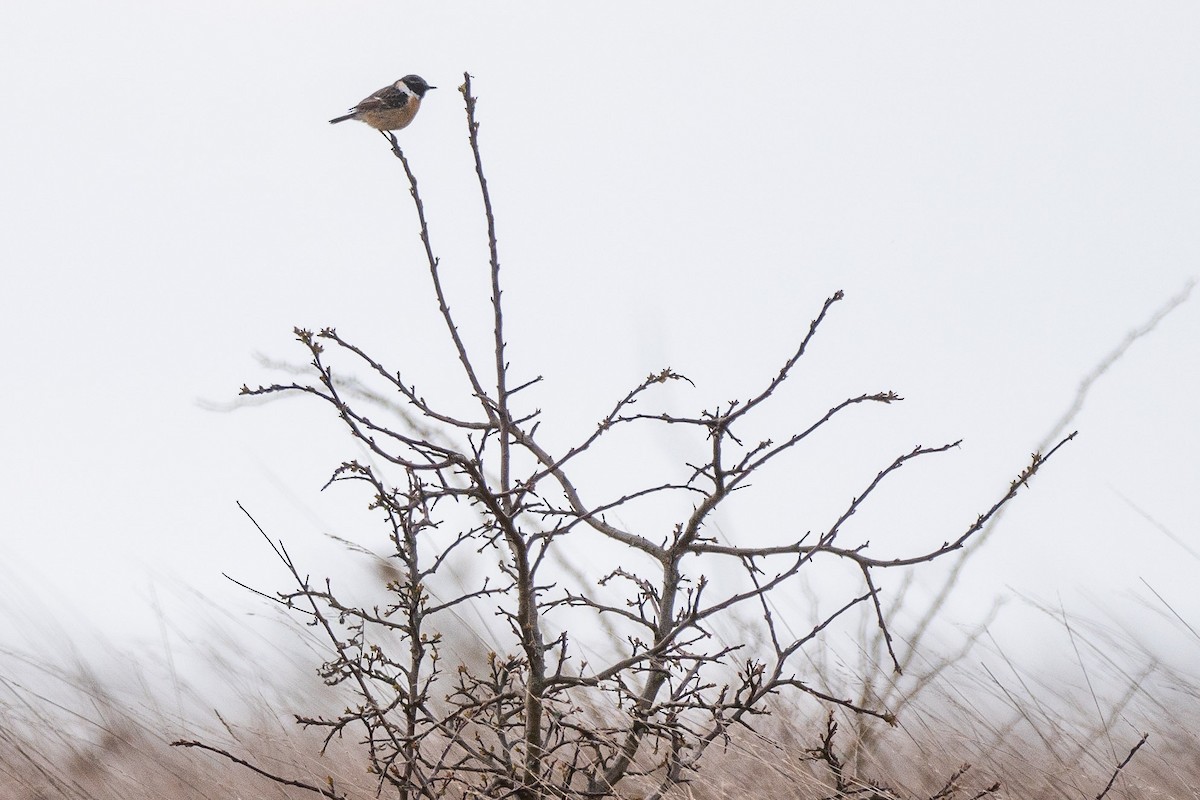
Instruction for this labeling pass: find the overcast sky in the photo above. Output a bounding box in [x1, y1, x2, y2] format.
[1, 3, 1197, 674]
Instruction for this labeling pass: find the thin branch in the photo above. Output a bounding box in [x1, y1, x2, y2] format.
[1094, 733, 1148, 800]
[169, 739, 346, 800]
[384, 129, 494, 419]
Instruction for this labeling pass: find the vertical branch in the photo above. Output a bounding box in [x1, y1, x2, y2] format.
[396, 478, 433, 799]
[461, 72, 546, 799]
[460, 73, 511, 503]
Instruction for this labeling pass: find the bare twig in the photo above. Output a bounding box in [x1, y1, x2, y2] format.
[170, 739, 346, 799]
[1094, 732, 1148, 800]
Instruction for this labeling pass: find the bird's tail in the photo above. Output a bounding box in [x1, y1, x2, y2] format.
[328, 112, 356, 125]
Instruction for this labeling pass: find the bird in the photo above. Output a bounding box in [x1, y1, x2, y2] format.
[329, 75, 436, 131]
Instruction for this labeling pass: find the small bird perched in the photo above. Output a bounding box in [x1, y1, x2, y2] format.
[329, 74, 436, 130]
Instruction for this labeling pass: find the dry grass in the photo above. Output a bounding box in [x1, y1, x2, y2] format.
[3, 587, 1195, 800]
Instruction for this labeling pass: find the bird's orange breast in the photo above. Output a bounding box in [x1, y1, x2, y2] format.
[360, 98, 422, 131]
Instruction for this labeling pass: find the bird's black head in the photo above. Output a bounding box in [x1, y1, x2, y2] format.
[400, 74, 436, 98]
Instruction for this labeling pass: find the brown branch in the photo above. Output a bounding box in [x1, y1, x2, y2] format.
[1094, 732, 1148, 800]
[691, 432, 1076, 568]
[169, 739, 346, 799]
[317, 327, 491, 431]
[723, 290, 845, 426]
[460, 72, 510, 502]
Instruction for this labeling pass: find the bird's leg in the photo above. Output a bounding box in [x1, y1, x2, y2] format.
[380, 129, 401, 155]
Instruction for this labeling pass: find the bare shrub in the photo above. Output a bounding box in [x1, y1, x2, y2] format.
[175, 73, 1076, 800]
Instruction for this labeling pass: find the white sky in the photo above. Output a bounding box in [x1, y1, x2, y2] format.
[1, 2, 1198, 675]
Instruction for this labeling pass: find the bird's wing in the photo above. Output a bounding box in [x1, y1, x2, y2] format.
[355, 84, 411, 112]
